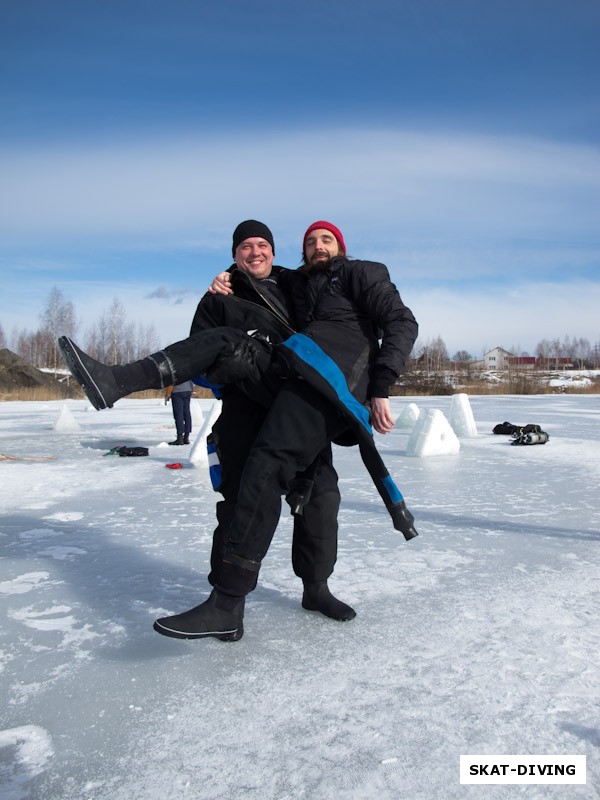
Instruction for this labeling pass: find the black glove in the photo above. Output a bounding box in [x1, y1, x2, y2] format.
[204, 338, 261, 385]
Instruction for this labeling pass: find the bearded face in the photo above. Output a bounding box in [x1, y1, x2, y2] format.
[304, 229, 343, 269]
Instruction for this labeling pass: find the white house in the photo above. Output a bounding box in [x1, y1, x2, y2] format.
[484, 347, 513, 370]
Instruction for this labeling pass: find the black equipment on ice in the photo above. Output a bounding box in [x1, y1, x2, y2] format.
[493, 421, 549, 445]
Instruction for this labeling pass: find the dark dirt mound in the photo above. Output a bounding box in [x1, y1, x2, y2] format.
[0, 349, 76, 397]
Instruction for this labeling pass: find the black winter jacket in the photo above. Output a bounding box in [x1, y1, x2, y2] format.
[190, 265, 294, 343]
[189, 258, 417, 401]
[280, 257, 418, 401]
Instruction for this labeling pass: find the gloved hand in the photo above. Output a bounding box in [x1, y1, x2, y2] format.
[204, 338, 261, 385]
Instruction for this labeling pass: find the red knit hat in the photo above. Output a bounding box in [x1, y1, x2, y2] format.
[303, 221, 346, 256]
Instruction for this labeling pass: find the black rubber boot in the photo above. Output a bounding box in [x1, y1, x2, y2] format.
[168, 435, 185, 446]
[57, 336, 173, 410]
[182, 434, 190, 444]
[153, 589, 245, 641]
[302, 580, 356, 621]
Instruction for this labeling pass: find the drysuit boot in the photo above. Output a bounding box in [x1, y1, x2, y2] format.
[302, 580, 356, 621]
[168, 435, 185, 446]
[153, 589, 245, 641]
[58, 336, 174, 410]
[182, 434, 190, 444]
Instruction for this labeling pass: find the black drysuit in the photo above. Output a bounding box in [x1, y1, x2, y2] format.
[189, 267, 341, 584]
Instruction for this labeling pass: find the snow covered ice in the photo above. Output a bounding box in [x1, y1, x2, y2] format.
[0, 395, 599, 799]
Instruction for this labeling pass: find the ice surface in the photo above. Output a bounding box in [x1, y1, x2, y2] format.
[1, 395, 599, 799]
[0, 725, 54, 799]
[406, 408, 461, 456]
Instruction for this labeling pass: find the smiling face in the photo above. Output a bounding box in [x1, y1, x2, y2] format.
[234, 237, 274, 279]
[303, 229, 343, 268]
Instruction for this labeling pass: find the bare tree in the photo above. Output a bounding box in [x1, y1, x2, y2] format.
[105, 298, 129, 364]
[535, 338, 552, 369]
[11, 328, 47, 367]
[135, 321, 161, 359]
[83, 298, 160, 364]
[7, 288, 160, 372]
[85, 301, 124, 363]
[84, 325, 100, 361]
[40, 287, 78, 371]
[122, 320, 137, 363]
[550, 338, 563, 360]
[419, 336, 449, 373]
[108, 298, 147, 364]
[569, 337, 590, 369]
[452, 350, 473, 363]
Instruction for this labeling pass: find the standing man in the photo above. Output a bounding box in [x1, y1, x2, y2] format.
[153, 221, 419, 641]
[194, 221, 354, 623]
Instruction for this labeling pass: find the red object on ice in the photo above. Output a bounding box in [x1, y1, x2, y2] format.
[165, 462, 183, 470]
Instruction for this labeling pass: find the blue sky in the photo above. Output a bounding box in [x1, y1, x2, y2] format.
[1, 0, 599, 357]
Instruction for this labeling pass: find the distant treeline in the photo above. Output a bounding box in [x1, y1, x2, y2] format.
[1, 287, 161, 371]
[1, 288, 598, 374]
[407, 335, 600, 372]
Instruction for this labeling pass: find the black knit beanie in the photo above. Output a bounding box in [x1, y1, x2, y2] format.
[231, 220, 275, 256]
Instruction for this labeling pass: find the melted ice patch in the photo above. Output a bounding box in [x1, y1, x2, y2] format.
[0, 572, 52, 595]
[36, 546, 87, 560]
[0, 725, 54, 799]
[8, 605, 98, 648]
[18, 529, 62, 541]
[42, 512, 85, 522]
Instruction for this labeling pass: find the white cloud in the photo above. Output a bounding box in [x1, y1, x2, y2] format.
[2, 126, 598, 355]
[1, 127, 599, 257]
[3, 271, 598, 361]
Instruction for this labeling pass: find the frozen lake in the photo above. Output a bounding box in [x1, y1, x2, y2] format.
[1, 394, 599, 799]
